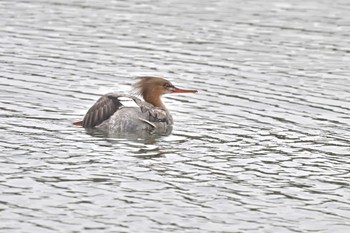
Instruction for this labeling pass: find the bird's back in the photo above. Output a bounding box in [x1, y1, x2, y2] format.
[93, 94, 173, 134]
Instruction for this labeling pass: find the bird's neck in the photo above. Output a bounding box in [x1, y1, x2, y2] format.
[144, 93, 165, 108]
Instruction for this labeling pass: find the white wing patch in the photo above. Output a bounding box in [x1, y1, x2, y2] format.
[118, 96, 140, 108]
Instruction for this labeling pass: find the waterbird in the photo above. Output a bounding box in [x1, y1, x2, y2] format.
[73, 77, 197, 133]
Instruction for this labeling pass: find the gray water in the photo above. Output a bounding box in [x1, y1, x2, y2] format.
[1, 0, 350, 232]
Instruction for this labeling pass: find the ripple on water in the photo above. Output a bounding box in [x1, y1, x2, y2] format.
[1, 0, 350, 232]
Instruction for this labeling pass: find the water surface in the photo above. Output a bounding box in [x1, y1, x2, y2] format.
[1, 0, 350, 232]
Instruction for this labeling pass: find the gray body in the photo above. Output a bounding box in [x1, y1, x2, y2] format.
[81, 93, 173, 134]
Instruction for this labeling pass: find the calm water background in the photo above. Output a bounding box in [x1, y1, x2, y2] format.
[1, 0, 350, 232]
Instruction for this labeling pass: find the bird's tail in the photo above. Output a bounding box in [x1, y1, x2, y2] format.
[72, 121, 82, 126]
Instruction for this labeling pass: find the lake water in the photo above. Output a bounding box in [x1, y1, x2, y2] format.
[1, 0, 350, 232]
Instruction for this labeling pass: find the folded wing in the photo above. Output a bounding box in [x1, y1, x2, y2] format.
[81, 93, 126, 128]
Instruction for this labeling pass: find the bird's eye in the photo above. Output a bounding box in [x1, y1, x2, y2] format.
[164, 83, 174, 88]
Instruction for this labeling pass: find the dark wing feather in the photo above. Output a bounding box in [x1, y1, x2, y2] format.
[82, 94, 123, 128]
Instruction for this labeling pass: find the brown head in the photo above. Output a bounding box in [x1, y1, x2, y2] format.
[133, 76, 197, 107]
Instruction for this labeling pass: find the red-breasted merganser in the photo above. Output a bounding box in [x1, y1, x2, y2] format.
[73, 77, 197, 133]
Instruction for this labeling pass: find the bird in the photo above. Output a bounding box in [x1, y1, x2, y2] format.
[73, 76, 197, 134]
